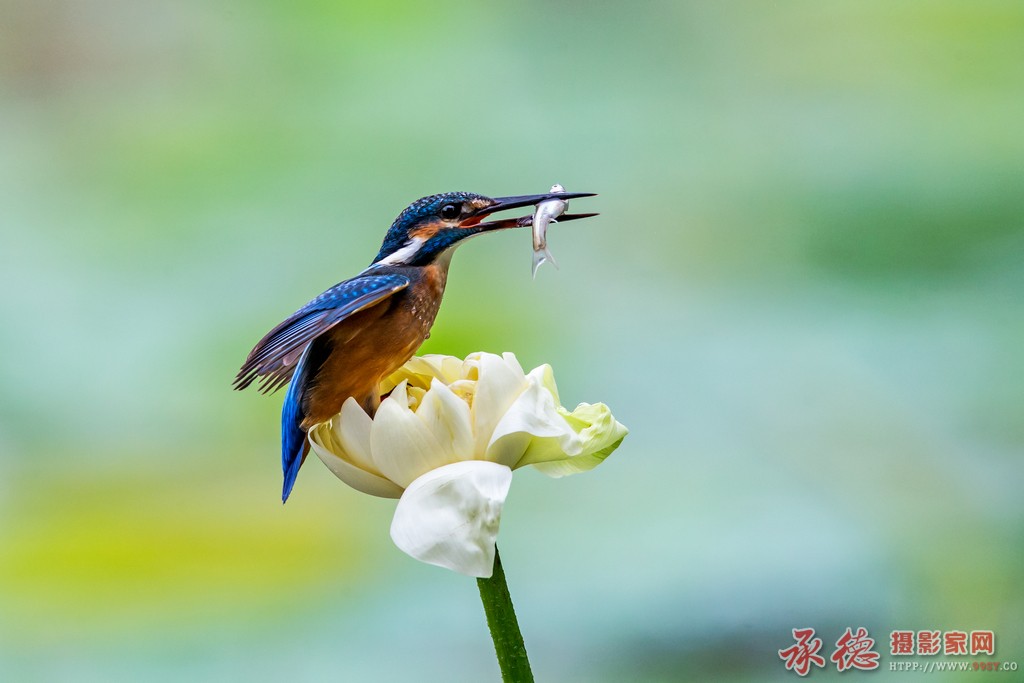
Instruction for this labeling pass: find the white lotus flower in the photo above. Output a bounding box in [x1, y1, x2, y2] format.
[308, 352, 627, 577]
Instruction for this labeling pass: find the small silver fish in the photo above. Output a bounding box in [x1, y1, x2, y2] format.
[532, 184, 567, 277]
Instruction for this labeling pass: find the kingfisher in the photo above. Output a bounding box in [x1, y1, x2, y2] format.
[235, 190, 597, 501]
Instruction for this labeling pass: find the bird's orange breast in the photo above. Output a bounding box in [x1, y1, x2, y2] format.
[301, 264, 448, 427]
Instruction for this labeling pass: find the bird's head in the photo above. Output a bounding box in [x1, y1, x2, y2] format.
[370, 190, 596, 267]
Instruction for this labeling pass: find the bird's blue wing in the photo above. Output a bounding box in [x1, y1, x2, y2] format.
[234, 273, 410, 394]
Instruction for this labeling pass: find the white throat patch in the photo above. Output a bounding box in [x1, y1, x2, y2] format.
[375, 236, 426, 266]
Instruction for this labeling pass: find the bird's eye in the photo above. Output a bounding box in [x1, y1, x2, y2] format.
[440, 203, 461, 220]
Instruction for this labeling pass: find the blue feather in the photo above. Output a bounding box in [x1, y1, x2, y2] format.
[237, 272, 410, 502]
[281, 344, 312, 502]
[234, 273, 410, 394]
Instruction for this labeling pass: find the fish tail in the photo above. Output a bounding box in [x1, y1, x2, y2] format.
[531, 247, 559, 278]
[545, 246, 559, 270]
[531, 250, 546, 279]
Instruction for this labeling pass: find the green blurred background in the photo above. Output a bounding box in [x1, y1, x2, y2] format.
[2, 1, 1022, 681]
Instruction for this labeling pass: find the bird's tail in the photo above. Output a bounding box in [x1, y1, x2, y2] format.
[281, 440, 309, 504]
[280, 345, 313, 503]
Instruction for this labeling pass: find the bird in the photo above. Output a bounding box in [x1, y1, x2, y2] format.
[235, 190, 597, 501]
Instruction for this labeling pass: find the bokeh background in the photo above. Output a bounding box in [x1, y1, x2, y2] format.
[2, 1, 1022, 681]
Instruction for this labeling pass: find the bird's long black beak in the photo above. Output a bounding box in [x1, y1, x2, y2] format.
[462, 191, 598, 230]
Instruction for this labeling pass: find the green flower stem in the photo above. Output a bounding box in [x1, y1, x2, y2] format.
[477, 547, 534, 683]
